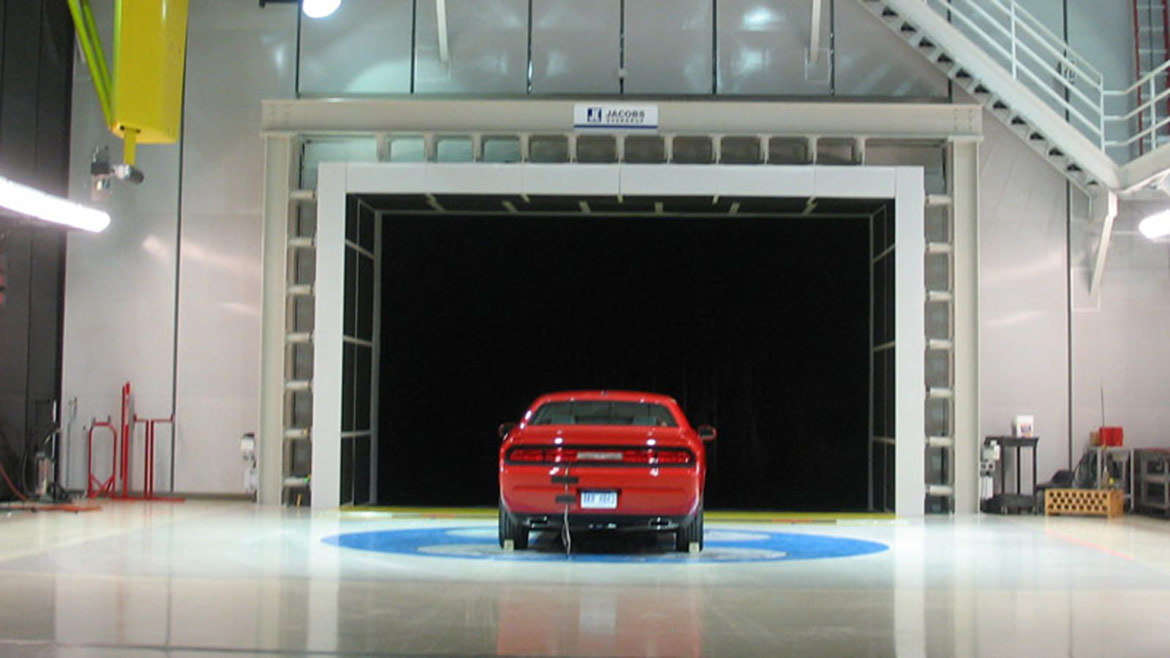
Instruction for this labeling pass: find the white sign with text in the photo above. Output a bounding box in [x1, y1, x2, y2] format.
[573, 103, 659, 130]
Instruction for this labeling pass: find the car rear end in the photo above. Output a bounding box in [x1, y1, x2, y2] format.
[499, 425, 704, 533]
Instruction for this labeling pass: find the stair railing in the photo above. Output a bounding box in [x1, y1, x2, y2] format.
[918, 0, 1107, 149]
[1105, 57, 1170, 156]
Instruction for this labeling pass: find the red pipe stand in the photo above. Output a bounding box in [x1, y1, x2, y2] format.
[133, 414, 177, 500]
[119, 383, 131, 498]
[85, 382, 183, 503]
[86, 418, 117, 498]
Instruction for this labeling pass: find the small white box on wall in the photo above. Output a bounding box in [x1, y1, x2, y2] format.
[1012, 415, 1035, 438]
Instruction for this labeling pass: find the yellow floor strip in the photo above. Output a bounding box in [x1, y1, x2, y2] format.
[340, 506, 894, 523]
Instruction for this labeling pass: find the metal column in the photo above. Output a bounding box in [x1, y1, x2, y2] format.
[259, 135, 294, 505]
[952, 139, 980, 513]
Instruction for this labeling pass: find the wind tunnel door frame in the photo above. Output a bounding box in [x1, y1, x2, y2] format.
[309, 163, 926, 513]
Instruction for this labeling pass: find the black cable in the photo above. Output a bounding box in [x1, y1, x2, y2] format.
[618, 0, 625, 96]
[409, 0, 417, 94]
[1073, 449, 1096, 489]
[562, 464, 572, 557]
[526, 0, 533, 95]
[0, 432, 30, 503]
[294, 1, 302, 97]
[18, 435, 30, 496]
[711, 0, 717, 96]
[829, 0, 836, 96]
[0, 464, 30, 502]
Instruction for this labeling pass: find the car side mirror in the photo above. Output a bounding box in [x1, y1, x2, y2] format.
[498, 422, 517, 439]
[698, 425, 717, 441]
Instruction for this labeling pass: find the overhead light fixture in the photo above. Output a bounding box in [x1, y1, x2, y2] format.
[0, 176, 110, 233]
[302, 0, 341, 18]
[1139, 209, 1170, 240]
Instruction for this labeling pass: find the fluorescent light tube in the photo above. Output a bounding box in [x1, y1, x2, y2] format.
[303, 0, 341, 18]
[1139, 209, 1170, 240]
[0, 176, 110, 233]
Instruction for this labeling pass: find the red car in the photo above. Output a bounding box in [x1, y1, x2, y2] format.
[498, 391, 716, 551]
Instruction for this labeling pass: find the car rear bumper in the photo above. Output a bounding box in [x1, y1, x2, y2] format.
[500, 463, 702, 520]
[508, 511, 696, 532]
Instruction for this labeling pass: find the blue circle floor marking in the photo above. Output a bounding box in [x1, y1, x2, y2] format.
[322, 527, 888, 563]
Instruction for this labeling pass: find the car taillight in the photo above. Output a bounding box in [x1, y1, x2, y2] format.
[509, 448, 549, 463]
[651, 450, 692, 465]
[508, 446, 693, 465]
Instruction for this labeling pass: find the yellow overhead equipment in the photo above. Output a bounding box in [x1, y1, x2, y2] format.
[113, 0, 188, 165]
[69, 0, 189, 169]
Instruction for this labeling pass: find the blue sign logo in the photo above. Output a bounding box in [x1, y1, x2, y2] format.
[586, 107, 603, 123]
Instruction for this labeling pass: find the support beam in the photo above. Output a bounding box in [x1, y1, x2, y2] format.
[1088, 190, 1118, 298]
[809, 0, 823, 64]
[1121, 142, 1170, 191]
[951, 140, 980, 514]
[311, 163, 347, 509]
[259, 136, 295, 505]
[262, 99, 982, 140]
[436, 0, 449, 64]
[895, 167, 927, 518]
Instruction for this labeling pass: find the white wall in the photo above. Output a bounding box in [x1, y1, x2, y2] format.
[298, 0, 414, 95]
[1072, 199, 1170, 454]
[62, 0, 180, 492]
[977, 0, 1170, 482]
[63, 1, 297, 494]
[834, 0, 949, 98]
[978, 114, 1073, 481]
[172, 4, 298, 493]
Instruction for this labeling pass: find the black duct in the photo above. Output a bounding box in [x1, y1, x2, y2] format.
[0, 1, 74, 502]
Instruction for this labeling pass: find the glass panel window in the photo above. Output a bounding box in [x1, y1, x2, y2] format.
[530, 401, 678, 427]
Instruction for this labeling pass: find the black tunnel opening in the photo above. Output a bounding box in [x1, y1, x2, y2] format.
[369, 195, 884, 512]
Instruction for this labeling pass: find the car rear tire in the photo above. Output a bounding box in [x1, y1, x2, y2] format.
[498, 499, 529, 550]
[675, 503, 704, 552]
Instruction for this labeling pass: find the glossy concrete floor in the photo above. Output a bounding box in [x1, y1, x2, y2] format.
[2, 501, 1170, 657]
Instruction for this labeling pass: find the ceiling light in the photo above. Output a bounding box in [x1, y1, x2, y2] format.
[1138, 209, 1170, 239]
[303, 0, 341, 18]
[743, 7, 779, 30]
[0, 176, 110, 233]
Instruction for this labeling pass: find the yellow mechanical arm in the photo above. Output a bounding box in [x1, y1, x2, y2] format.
[67, 0, 188, 175]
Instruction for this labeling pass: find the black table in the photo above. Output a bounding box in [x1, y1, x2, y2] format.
[981, 436, 1039, 514]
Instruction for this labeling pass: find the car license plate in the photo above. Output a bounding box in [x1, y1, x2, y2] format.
[578, 451, 623, 461]
[580, 491, 618, 509]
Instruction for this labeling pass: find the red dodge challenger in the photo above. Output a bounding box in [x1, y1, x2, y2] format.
[498, 390, 716, 551]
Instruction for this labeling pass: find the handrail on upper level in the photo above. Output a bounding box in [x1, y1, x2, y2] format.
[952, 0, 1104, 86]
[920, 0, 1106, 146]
[1105, 57, 1170, 153]
[901, 0, 1170, 165]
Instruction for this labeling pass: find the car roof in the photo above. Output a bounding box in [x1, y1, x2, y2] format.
[533, 390, 678, 406]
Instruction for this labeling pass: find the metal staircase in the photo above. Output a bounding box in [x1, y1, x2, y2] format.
[859, 0, 1170, 193]
[857, 0, 1170, 514]
[1134, 0, 1170, 154]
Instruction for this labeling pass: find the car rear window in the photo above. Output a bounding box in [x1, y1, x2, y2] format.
[529, 401, 678, 427]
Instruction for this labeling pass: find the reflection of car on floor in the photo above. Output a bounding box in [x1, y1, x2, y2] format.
[498, 390, 716, 551]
